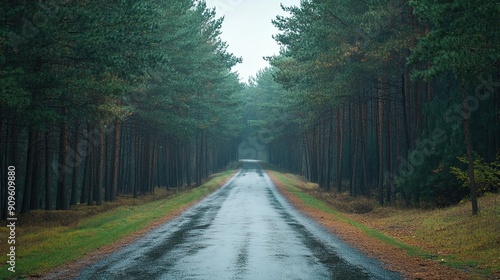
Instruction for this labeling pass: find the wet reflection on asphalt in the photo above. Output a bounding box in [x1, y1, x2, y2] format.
[77, 161, 400, 280]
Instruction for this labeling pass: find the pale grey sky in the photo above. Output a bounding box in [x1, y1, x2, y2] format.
[203, 0, 301, 82]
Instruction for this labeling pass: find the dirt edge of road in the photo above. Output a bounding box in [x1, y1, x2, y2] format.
[266, 171, 491, 280]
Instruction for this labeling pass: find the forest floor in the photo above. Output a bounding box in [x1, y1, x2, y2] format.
[266, 168, 500, 280]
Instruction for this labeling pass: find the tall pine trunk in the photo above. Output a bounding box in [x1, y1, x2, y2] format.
[56, 123, 69, 210]
[377, 80, 385, 205]
[325, 110, 334, 191]
[360, 101, 368, 195]
[134, 126, 139, 198]
[80, 146, 90, 205]
[45, 132, 52, 210]
[30, 131, 42, 210]
[70, 125, 80, 206]
[111, 120, 121, 201]
[96, 122, 104, 206]
[336, 107, 344, 192]
[350, 103, 360, 197]
[21, 127, 35, 213]
[386, 96, 394, 205]
[462, 81, 478, 215]
[150, 133, 158, 193]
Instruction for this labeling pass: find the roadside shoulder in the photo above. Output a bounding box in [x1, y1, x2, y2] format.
[265, 170, 490, 280]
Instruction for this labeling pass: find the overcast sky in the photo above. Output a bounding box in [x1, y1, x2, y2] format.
[203, 0, 301, 82]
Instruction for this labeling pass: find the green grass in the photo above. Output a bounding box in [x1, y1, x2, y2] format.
[268, 170, 499, 276]
[0, 167, 238, 279]
[415, 194, 500, 272]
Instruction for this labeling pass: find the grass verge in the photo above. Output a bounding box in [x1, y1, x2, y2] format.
[267, 169, 499, 278]
[0, 165, 239, 279]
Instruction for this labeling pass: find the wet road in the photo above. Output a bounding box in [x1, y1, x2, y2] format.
[77, 161, 400, 280]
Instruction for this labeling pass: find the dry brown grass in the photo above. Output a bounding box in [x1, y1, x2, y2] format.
[277, 171, 500, 277]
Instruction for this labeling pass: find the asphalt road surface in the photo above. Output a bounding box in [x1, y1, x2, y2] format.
[77, 161, 400, 280]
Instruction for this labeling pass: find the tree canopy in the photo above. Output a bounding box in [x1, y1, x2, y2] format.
[0, 0, 243, 214]
[248, 0, 500, 213]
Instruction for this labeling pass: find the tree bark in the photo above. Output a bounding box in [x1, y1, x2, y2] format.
[386, 95, 395, 205]
[150, 133, 158, 193]
[45, 132, 52, 210]
[302, 134, 310, 180]
[377, 80, 385, 205]
[56, 123, 69, 210]
[204, 133, 209, 180]
[351, 103, 360, 197]
[87, 146, 95, 206]
[81, 144, 89, 205]
[111, 120, 121, 200]
[336, 107, 344, 192]
[96, 122, 104, 206]
[30, 131, 42, 210]
[185, 145, 191, 187]
[326, 110, 334, 191]
[196, 132, 201, 186]
[22, 127, 36, 213]
[360, 101, 368, 195]
[462, 81, 478, 215]
[402, 73, 411, 153]
[318, 123, 325, 188]
[134, 125, 139, 198]
[70, 125, 81, 206]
